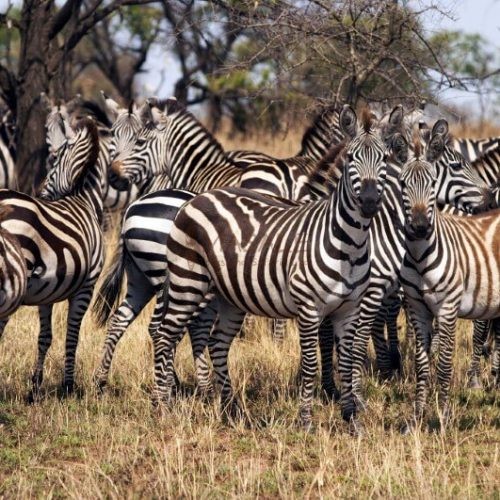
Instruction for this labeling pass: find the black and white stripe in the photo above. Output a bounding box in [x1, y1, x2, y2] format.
[151, 106, 389, 429]
[398, 135, 500, 429]
[0, 118, 104, 400]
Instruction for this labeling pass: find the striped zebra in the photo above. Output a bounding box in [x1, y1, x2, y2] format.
[0, 205, 27, 318]
[151, 106, 391, 430]
[42, 93, 138, 228]
[92, 100, 344, 389]
[342, 120, 497, 406]
[398, 135, 500, 431]
[0, 117, 104, 400]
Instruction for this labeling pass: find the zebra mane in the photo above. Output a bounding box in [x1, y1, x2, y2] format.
[0, 204, 13, 223]
[73, 118, 100, 181]
[361, 107, 374, 133]
[153, 97, 185, 116]
[306, 141, 346, 196]
[300, 103, 340, 149]
[77, 100, 112, 128]
[412, 134, 422, 160]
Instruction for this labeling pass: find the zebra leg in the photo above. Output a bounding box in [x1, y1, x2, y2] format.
[467, 320, 490, 389]
[436, 310, 457, 430]
[318, 316, 339, 402]
[207, 300, 246, 422]
[186, 303, 218, 398]
[27, 305, 54, 403]
[371, 305, 391, 378]
[0, 318, 9, 339]
[492, 319, 499, 387]
[332, 312, 359, 433]
[94, 269, 155, 391]
[296, 314, 321, 431]
[62, 287, 94, 394]
[402, 306, 433, 434]
[272, 319, 287, 344]
[386, 294, 403, 374]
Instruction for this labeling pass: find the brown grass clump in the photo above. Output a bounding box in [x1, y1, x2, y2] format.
[0, 127, 499, 497]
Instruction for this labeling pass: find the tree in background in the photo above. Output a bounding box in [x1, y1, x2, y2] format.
[0, 0, 157, 193]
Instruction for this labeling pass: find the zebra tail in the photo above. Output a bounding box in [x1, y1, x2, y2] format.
[93, 235, 126, 327]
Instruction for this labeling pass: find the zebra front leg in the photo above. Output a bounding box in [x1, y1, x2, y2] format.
[318, 316, 339, 402]
[296, 314, 320, 431]
[27, 305, 53, 403]
[436, 309, 458, 431]
[272, 319, 287, 344]
[402, 307, 433, 434]
[467, 320, 490, 389]
[386, 294, 403, 375]
[492, 319, 499, 387]
[207, 300, 246, 423]
[63, 287, 94, 395]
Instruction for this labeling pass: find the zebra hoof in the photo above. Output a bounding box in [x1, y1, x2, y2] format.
[482, 343, 492, 357]
[93, 378, 107, 395]
[222, 399, 248, 427]
[198, 385, 215, 403]
[25, 390, 41, 405]
[298, 417, 315, 433]
[348, 419, 363, 437]
[400, 418, 421, 435]
[321, 386, 340, 403]
[61, 381, 75, 397]
[353, 394, 367, 412]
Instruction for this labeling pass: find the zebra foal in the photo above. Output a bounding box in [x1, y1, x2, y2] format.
[398, 135, 500, 431]
[153, 106, 391, 430]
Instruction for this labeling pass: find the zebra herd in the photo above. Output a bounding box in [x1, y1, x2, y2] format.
[0, 93, 498, 433]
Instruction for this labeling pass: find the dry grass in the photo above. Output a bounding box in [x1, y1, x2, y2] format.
[0, 127, 499, 498]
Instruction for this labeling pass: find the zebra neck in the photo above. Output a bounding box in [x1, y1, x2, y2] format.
[165, 119, 234, 189]
[73, 160, 104, 224]
[327, 177, 373, 249]
[404, 220, 438, 265]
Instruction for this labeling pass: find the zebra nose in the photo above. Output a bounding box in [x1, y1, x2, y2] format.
[359, 179, 380, 217]
[410, 213, 430, 238]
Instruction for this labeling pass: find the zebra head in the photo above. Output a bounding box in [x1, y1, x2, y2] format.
[421, 120, 495, 213]
[398, 133, 442, 239]
[39, 118, 99, 201]
[339, 105, 391, 218]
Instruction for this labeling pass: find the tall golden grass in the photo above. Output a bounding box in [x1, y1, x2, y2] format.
[0, 125, 499, 498]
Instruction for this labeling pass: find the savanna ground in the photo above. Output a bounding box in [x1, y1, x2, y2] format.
[0, 123, 499, 498]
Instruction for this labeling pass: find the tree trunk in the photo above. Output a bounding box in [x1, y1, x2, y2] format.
[15, 0, 52, 194]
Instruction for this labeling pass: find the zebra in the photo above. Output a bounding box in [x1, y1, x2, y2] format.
[92, 100, 345, 389]
[42, 93, 138, 229]
[150, 106, 392, 431]
[0, 117, 104, 400]
[0, 205, 27, 318]
[397, 134, 500, 431]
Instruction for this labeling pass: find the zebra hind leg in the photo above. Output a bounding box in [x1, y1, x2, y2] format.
[94, 274, 155, 392]
[207, 299, 246, 424]
[318, 316, 339, 402]
[467, 320, 490, 389]
[272, 319, 287, 344]
[62, 287, 94, 396]
[27, 305, 53, 403]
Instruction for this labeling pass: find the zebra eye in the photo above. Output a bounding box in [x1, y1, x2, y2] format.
[347, 152, 354, 162]
[136, 139, 146, 147]
[449, 161, 461, 170]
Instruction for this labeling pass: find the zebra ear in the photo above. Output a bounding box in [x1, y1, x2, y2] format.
[431, 119, 448, 138]
[426, 132, 445, 163]
[40, 92, 53, 111]
[63, 117, 76, 141]
[383, 105, 404, 138]
[391, 133, 409, 164]
[339, 105, 357, 139]
[100, 91, 122, 121]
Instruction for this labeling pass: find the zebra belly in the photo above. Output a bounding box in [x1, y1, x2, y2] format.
[457, 284, 500, 320]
